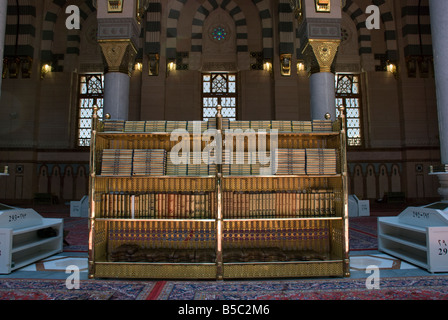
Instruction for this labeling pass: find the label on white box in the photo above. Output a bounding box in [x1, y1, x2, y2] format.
[428, 227, 448, 272]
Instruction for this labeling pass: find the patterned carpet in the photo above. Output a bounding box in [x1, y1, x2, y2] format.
[1, 275, 448, 301]
[154, 276, 448, 300]
[349, 217, 378, 251]
[63, 217, 89, 252]
[2, 204, 445, 303]
[0, 278, 155, 300]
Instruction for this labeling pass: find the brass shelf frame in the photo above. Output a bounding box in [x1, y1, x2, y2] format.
[88, 106, 350, 279]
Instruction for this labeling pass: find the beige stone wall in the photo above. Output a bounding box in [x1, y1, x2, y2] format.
[0, 0, 442, 203]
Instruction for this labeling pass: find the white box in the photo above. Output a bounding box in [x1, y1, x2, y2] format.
[70, 195, 89, 218]
[358, 199, 370, 217]
[348, 195, 370, 217]
[0, 205, 64, 274]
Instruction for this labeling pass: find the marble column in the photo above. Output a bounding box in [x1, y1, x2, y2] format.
[308, 39, 339, 119]
[307, 40, 340, 120]
[310, 73, 336, 120]
[429, 0, 448, 200]
[430, 0, 448, 165]
[104, 72, 131, 120]
[98, 39, 137, 120]
[0, 0, 8, 98]
[293, 0, 342, 121]
[95, 0, 140, 121]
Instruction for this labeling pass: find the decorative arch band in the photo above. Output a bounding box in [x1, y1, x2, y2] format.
[190, 0, 248, 54]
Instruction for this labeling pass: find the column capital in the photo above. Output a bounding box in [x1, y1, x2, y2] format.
[98, 39, 137, 76]
[306, 39, 340, 73]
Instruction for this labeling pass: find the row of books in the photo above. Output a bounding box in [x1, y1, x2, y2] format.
[166, 152, 217, 176]
[125, 121, 210, 133]
[100, 148, 338, 176]
[305, 149, 337, 175]
[100, 191, 217, 219]
[109, 245, 216, 263]
[101, 149, 167, 176]
[108, 245, 328, 263]
[274, 149, 306, 175]
[222, 151, 271, 176]
[103, 119, 334, 133]
[222, 190, 336, 218]
[99, 189, 335, 219]
[274, 148, 337, 175]
[222, 248, 330, 263]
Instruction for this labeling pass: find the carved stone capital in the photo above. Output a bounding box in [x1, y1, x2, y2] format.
[98, 39, 137, 76]
[304, 39, 340, 73]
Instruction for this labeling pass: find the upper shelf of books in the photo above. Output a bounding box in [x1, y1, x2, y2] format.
[98, 119, 341, 137]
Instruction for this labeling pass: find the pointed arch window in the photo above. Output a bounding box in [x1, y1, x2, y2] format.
[77, 74, 104, 147]
[202, 73, 237, 121]
[335, 73, 363, 147]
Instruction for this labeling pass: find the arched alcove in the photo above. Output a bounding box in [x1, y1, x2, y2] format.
[202, 8, 237, 66]
[378, 164, 389, 199]
[366, 165, 377, 199]
[353, 165, 365, 199]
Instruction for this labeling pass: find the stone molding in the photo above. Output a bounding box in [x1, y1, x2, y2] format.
[98, 39, 137, 76]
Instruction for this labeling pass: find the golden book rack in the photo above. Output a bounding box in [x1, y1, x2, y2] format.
[88, 107, 349, 279]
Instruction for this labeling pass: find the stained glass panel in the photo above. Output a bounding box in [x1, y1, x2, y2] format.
[212, 27, 227, 41]
[222, 108, 236, 118]
[212, 75, 227, 93]
[77, 74, 104, 147]
[203, 81, 211, 93]
[202, 73, 237, 121]
[228, 81, 236, 93]
[335, 74, 362, 147]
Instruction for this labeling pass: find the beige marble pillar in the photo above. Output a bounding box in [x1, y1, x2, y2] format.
[95, 0, 140, 120]
[429, 0, 448, 200]
[0, 0, 7, 98]
[294, 0, 343, 120]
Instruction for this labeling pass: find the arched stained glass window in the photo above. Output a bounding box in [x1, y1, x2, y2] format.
[77, 74, 104, 147]
[202, 73, 237, 121]
[335, 74, 363, 147]
[211, 27, 227, 41]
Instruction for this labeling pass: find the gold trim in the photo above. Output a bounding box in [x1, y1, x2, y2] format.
[89, 106, 349, 279]
[338, 106, 350, 277]
[307, 39, 340, 73]
[315, 0, 331, 12]
[223, 261, 344, 279]
[280, 54, 292, 76]
[107, 0, 123, 13]
[98, 39, 138, 76]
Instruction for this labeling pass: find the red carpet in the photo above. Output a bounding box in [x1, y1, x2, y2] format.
[0, 278, 155, 300]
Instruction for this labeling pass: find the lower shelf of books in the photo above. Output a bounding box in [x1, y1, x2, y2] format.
[89, 218, 348, 279]
[220, 218, 347, 278]
[89, 219, 217, 279]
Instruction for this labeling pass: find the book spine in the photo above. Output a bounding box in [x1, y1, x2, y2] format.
[168, 193, 175, 219]
[102, 193, 107, 218]
[190, 193, 196, 219]
[185, 192, 190, 219]
[180, 192, 186, 219]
